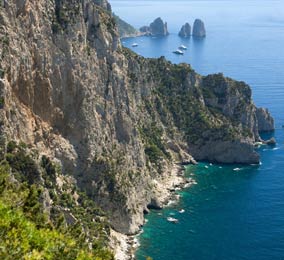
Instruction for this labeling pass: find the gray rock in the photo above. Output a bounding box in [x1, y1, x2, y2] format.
[147, 198, 163, 210]
[192, 19, 206, 37]
[140, 17, 169, 36]
[189, 140, 260, 164]
[93, 0, 112, 12]
[263, 137, 276, 146]
[139, 25, 151, 35]
[256, 107, 275, 132]
[178, 22, 191, 38]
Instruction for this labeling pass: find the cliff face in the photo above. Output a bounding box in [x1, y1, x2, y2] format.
[256, 108, 274, 132]
[0, 0, 273, 235]
[193, 18, 206, 37]
[113, 13, 140, 38]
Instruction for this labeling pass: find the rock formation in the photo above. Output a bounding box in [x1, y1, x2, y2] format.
[139, 25, 151, 35]
[113, 13, 140, 38]
[179, 23, 191, 38]
[140, 17, 169, 36]
[93, 0, 112, 12]
[193, 18, 206, 37]
[256, 108, 274, 132]
[0, 0, 274, 243]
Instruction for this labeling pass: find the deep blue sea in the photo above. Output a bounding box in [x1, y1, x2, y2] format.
[110, 1, 284, 259]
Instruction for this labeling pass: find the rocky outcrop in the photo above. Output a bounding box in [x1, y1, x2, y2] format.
[113, 13, 141, 38]
[256, 108, 275, 132]
[139, 25, 151, 35]
[263, 137, 276, 146]
[140, 17, 169, 36]
[93, 0, 112, 12]
[179, 23, 191, 38]
[0, 0, 273, 238]
[192, 19, 206, 37]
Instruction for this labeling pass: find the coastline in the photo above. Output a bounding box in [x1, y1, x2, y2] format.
[110, 163, 195, 260]
[120, 32, 147, 39]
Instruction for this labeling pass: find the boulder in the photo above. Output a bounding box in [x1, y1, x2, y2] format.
[192, 19, 206, 37]
[178, 22, 191, 38]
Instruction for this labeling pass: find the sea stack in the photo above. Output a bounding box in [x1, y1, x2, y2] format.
[178, 23, 191, 38]
[140, 17, 169, 36]
[192, 19, 206, 37]
[256, 108, 275, 132]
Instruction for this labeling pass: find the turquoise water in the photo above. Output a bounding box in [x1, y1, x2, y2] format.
[110, 1, 284, 259]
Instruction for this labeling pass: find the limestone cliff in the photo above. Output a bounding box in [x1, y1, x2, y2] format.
[256, 107, 274, 132]
[0, 0, 274, 238]
[140, 17, 169, 36]
[193, 18, 206, 37]
[113, 13, 140, 38]
[179, 22, 191, 38]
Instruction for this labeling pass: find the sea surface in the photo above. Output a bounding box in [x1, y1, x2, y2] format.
[110, 1, 284, 259]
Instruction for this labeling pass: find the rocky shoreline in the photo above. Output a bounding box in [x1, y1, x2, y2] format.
[120, 31, 147, 39]
[110, 163, 196, 260]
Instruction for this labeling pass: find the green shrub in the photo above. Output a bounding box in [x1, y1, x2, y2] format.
[6, 141, 17, 153]
[0, 69, 4, 79]
[145, 144, 163, 163]
[6, 150, 39, 184]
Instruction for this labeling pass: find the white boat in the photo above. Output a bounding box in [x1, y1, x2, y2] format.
[167, 217, 179, 223]
[179, 45, 187, 50]
[173, 49, 184, 55]
[179, 209, 185, 214]
[132, 43, 138, 47]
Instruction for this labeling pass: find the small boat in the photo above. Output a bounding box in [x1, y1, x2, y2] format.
[132, 43, 138, 47]
[173, 49, 184, 55]
[179, 209, 185, 214]
[179, 45, 187, 50]
[167, 217, 179, 223]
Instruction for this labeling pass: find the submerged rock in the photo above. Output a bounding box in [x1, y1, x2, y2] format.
[179, 23, 191, 38]
[140, 17, 169, 36]
[256, 107, 275, 132]
[192, 19, 206, 37]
